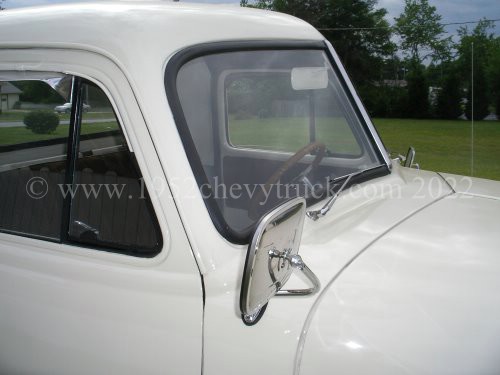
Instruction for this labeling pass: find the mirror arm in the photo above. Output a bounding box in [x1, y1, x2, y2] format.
[268, 250, 321, 296]
[404, 147, 416, 168]
[276, 260, 320, 296]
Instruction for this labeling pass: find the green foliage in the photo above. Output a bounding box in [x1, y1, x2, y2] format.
[241, 0, 395, 87]
[457, 20, 495, 69]
[23, 110, 60, 134]
[465, 62, 489, 120]
[488, 38, 500, 117]
[458, 20, 496, 120]
[240, 0, 272, 9]
[16, 81, 64, 104]
[496, 94, 500, 119]
[394, 0, 451, 64]
[239, 0, 500, 121]
[406, 63, 429, 118]
[360, 84, 408, 118]
[435, 68, 463, 119]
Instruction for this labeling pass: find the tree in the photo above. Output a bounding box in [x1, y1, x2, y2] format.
[406, 62, 429, 118]
[16, 81, 64, 104]
[465, 63, 489, 120]
[394, 0, 451, 65]
[487, 37, 500, 117]
[241, 0, 396, 117]
[496, 96, 500, 118]
[0, 0, 4, 10]
[458, 20, 495, 120]
[435, 66, 463, 119]
[241, 0, 395, 87]
[240, 0, 272, 9]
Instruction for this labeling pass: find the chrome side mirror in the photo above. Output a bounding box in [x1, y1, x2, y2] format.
[240, 198, 320, 325]
[404, 147, 420, 169]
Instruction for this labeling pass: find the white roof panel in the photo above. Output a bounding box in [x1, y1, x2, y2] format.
[0, 1, 322, 70]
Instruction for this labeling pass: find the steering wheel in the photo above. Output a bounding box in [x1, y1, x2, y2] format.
[249, 141, 326, 218]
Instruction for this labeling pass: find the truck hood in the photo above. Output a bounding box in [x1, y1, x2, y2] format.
[440, 172, 500, 200]
[297, 188, 500, 374]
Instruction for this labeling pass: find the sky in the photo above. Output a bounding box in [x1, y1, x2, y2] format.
[3, 0, 500, 36]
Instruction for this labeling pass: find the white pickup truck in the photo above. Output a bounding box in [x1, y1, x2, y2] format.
[0, 2, 499, 374]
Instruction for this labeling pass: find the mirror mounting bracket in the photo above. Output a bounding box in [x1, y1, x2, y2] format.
[268, 249, 320, 296]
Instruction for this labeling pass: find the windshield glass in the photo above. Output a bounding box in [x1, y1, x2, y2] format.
[171, 48, 387, 243]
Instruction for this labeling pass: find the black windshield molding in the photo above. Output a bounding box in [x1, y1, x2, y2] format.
[164, 40, 390, 245]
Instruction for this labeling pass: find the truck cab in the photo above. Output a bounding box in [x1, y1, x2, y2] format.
[1, 2, 499, 375]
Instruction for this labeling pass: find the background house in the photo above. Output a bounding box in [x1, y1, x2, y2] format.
[0, 82, 22, 111]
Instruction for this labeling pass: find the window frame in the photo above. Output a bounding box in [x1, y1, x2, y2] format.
[165, 40, 391, 245]
[0, 75, 163, 258]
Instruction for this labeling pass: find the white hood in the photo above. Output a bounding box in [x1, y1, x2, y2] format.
[297, 190, 500, 374]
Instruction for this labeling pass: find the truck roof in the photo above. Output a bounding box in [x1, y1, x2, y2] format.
[0, 1, 322, 67]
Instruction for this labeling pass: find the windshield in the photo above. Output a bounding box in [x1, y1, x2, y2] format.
[169, 46, 387, 243]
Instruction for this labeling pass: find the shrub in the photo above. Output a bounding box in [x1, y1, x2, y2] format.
[23, 110, 60, 134]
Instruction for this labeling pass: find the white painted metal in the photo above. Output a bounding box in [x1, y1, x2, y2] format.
[0, 3, 499, 375]
[0, 48, 203, 374]
[440, 172, 500, 199]
[298, 192, 500, 375]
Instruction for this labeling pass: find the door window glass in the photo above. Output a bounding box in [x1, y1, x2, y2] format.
[0, 75, 161, 256]
[68, 81, 161, 255]
[0, 77, 70, 239]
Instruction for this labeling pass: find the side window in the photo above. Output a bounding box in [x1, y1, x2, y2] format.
[68, 81, 161, 255]
[0, 75, 161, 256]
[0, 78, 70, 239]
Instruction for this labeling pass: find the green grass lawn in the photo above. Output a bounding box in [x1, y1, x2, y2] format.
[2, 115, 499, 182]
[0, 122, 118, 146]
[230, 116, 500, 180]
[0, 110, 115, 123]
[230, 116, 500, 181]
[373, 118, 500, 181]
[229, 117, 361, 155]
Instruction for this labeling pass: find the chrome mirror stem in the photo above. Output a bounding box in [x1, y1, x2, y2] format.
[404, 147, 419, 169]
[268, 249, 320, 296]
[306, 173, 354, 221]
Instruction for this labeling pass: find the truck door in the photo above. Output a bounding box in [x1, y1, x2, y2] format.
[0, 50, 203, 374]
